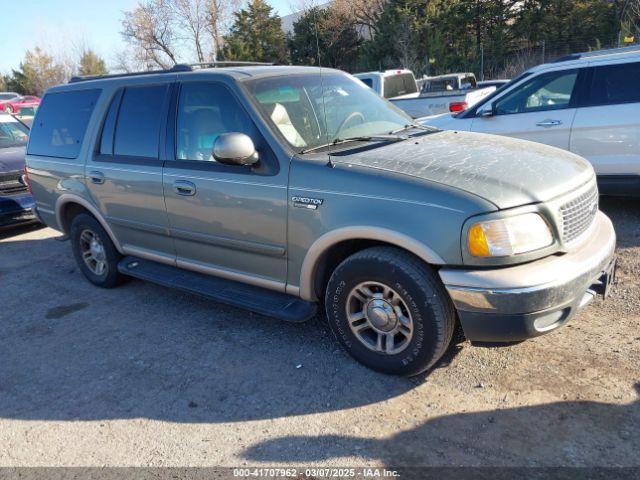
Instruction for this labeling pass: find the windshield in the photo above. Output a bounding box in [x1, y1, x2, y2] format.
[0, 118, 29, 148]
[0, 93, 18, 101]
[245, 72, 413, 151]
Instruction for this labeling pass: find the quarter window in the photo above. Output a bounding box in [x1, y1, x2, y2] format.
[493, 70, 578, 115]
[27, 89, 100, 159]
[588, 62, 640, 106]
[113, 85, 168, 158]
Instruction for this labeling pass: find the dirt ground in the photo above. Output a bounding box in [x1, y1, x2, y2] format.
[0, 197, 638, 469]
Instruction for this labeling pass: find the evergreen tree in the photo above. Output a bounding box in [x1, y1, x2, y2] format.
[221, 0, 288, 63]
[78, 49, 108, 76]
[288, 6, 361, 71]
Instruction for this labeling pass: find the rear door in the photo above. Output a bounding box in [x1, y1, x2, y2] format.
[471, 68, 584, 150]
[570, 59, 640, 178]
[162, 80, 288, 288]
[86, 82, 175, 261]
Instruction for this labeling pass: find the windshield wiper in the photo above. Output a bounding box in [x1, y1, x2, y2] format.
[300, 134, 406, 154]
[389, 123, 438, 134]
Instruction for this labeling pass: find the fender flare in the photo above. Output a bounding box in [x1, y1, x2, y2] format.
[55, 194, 124, 253]
[298, 226, 446, 301]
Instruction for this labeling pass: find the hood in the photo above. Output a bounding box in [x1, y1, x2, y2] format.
[330, 130, 594, 209]
[0, 146, 27, 173]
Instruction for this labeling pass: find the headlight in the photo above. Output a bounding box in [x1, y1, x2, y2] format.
[468, 213, 553, 257]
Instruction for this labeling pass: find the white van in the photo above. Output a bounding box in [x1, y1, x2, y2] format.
[424, 46, 640, 196]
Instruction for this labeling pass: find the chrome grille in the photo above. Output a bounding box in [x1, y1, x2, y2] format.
[0, 172, 27, 196]
[559, 182, 599, 244]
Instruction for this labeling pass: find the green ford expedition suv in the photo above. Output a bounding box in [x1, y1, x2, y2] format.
[25, 64, 616, 376]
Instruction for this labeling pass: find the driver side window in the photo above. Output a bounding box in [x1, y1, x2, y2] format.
[176, 83, 256, 161]
[493, 70, 578, 115]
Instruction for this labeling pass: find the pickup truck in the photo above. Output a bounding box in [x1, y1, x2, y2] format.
[355, 70, 496, 118]
[26, 64, 616, 376]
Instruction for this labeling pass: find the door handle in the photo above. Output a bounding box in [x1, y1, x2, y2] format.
[89, 171, 105, 184]
[173, 180, 196, 196]
[536, 119, 563, 128]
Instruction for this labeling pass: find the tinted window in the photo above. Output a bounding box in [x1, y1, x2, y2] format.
[114, 85, 167, 158]
[494, 70, 578, 115]
[359, 78, 373, 88]
[27, 89, 100, 159]
[99, 90, 123, 155]
[422, 77, 457, 93]
[589, 62, 640, 106]
[177, 83, 257, 162]
[383, 74, 418, 98]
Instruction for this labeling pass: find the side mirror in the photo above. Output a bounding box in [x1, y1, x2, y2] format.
[212, 133, 259, 166]
[477, 103, 495, 118]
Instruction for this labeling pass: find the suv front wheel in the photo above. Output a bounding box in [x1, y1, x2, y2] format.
[325, 247, 455, 376]
[70, 213, 123, 288]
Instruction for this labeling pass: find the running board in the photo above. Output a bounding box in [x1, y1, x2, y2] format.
[117, 256, 316, 323]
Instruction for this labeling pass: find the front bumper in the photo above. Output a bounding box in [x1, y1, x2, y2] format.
[439, 211, 616, 342]
[0, 193, 37, 228]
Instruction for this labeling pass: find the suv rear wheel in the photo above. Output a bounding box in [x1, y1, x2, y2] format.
[70, 213, 123, 288]
[325, 247, 455, 376]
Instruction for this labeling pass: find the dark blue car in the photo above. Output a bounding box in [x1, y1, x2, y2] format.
[0, 114, 36, 228]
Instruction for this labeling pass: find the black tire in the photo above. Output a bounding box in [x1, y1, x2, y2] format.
[70, 213, 123, 288]
[324, 246, 455, 376]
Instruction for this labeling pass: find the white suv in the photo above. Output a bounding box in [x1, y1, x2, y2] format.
[424, 46, 640, 196]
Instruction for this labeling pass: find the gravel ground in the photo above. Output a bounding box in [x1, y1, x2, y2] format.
[0, 198, 638, 468]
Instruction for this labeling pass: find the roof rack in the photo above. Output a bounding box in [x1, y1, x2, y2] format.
[69, 61, 274, 83]
[553, 44, 640, 63]
[172, 61, 274, 71]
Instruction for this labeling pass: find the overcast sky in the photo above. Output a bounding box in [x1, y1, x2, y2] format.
[1, 0, 293, 74]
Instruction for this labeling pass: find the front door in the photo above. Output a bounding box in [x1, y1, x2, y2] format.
[162, 81, 288, 289]
[471, 68, 583, 150]
[86, 83, 175, 261]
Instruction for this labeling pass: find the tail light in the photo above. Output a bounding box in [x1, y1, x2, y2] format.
[449, 101, 468, 113]
[22, 166, 32, 194]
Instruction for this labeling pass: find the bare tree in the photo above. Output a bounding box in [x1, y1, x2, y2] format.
[122, 0, 179, 69]
[205, 0, 239, 60]
[332, 0, 386, 37]
[121, 0, 237, 68]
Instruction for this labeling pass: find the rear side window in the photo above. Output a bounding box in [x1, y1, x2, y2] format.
[588, 62, 640, 106]
[383, 74, 417, 98]
[113, 85, 168, 158]
[27, 89, 100, 159]
[358, 78, 373, 88]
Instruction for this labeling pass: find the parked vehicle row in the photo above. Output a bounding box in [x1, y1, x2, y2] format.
[424, 46, 640, 196]
[0, 92, 41, 115]
[0, 113, 36, 228]
[25, 62, 615, 376]
[354, 70, 496, 117]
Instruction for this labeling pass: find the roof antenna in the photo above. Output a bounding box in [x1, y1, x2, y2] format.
[312, 5, 331, 166]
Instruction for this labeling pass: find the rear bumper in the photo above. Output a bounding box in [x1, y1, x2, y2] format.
[439, 211, 616, 342]
[0, 193, 37, 228]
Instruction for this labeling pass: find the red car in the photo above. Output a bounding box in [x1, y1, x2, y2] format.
[0, 93, 41, 114]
